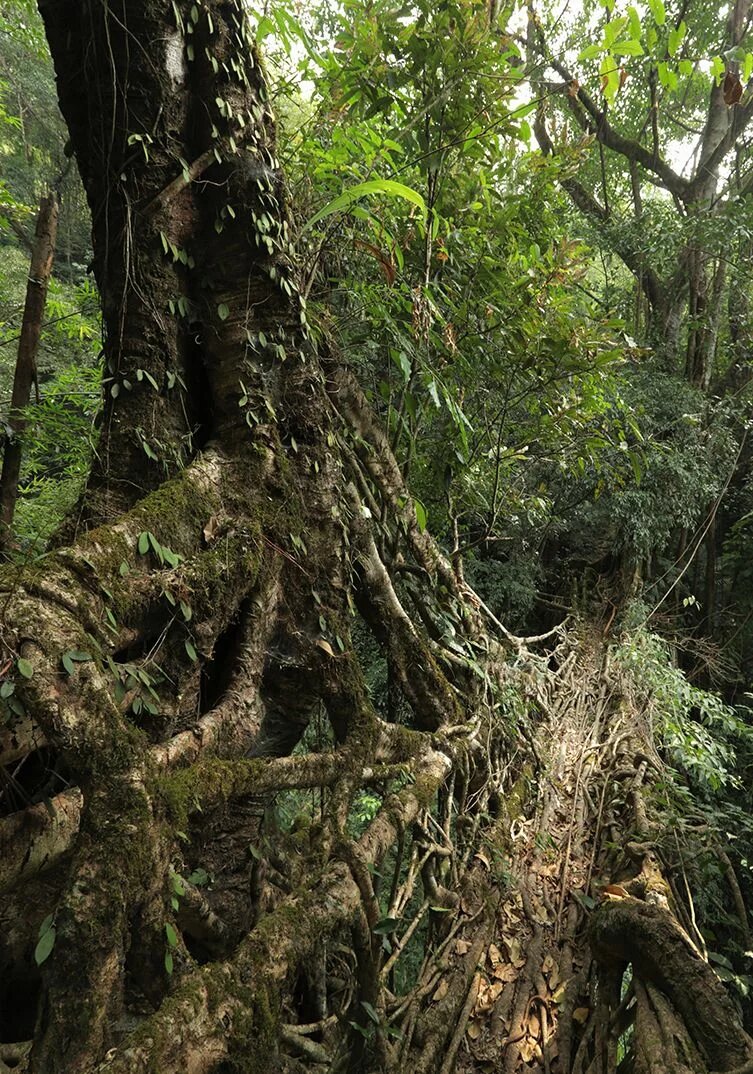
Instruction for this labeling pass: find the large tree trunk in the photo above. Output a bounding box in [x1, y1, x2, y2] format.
[0, 3, 750, 1073]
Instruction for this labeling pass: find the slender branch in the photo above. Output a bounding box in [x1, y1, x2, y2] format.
[537, 52, 689, 200]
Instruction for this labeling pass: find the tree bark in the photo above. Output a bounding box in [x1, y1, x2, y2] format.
[0, 191, 59, 552]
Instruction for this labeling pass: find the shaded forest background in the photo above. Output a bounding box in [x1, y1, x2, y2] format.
[1, 0, 753, 1069]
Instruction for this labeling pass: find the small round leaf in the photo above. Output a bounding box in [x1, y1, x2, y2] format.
[17, 658, 33, 679]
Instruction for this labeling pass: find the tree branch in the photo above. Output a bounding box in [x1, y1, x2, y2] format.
[540, 55, 689, 200]
[534, 105, 666, 310]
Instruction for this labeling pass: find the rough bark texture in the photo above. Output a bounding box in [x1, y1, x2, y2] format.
[0, 3, 750, 1074]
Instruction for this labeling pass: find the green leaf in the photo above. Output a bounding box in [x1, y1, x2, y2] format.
[119, 560, 130, 577]
[303, 179, 426, 231]
[627, 5, 642, 39]
[164, 951, 174, 975]
[148, 532, 163, 561]
[657, 61, 679, 89]
[603, 16, 628, 46]
[578, 44, 602, 60]
[361, 1000, 380, 1025]
[17, 658, 33, 679]
[744, 52, 753, 83]
[668, 21, 686, 57]
[185, 638, 198, 662]
[647, 0, 665, 24]
[613, 39, 643, 56]
[34, 926, 56, 965]
[600, 55, 621, 100]
[629, 450, 643, 484]
[162, 546, 180, 568]
[137, 531, 149, 555]
[414, 499, 427, 533]
[372, 916, 400, 935]
[188, 867, 210, 886]
[390, 349, 411, 383]
[165, 923, 178, 948]
[217, 302, 230, 321]
[62, 652, 75, 676]
[180, 601, 192, 621]
[0, 680, 14, 698]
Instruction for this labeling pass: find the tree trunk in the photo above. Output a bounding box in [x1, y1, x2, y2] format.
[0, 190, 59, 552]
[0, 3, 750, 1073]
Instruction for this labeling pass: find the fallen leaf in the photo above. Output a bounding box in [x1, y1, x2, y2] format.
[433, 979, 449, 1003]
[476, 981, 505, 1013]
[493, 964, 516, 982]
[475, 850, 491, 869]
[520, 1037, 538, 1063]
[476, 987, 493, 1013]
[203, 515, 220, 543]
[455, 939, 471, 956]
[488, 943, 502, 967]
[316, 639, 335, 657]
[467, 1022, 481, 1040]
[504, 938, 521, 962]
[568, 79, 580, 97]
[573, 1007, 590, 1024]
[601, 884, 630, 899]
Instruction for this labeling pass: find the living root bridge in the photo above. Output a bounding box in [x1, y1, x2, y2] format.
[3, 551, 752, 1074]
